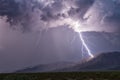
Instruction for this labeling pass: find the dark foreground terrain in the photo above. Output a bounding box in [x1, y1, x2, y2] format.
[0, 72, 120, 80]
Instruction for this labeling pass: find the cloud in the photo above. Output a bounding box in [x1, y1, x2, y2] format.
[0, 0, 95, 32]
[84, 0, 120, 33]
[1, 0, 120, 33]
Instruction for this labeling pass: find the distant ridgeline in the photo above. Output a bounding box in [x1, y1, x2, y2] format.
[15, 52, 120, 73]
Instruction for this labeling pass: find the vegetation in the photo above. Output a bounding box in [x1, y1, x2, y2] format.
[0, 72, 120, 80]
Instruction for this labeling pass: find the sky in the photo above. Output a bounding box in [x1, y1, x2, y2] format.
[0, 0, 120, 72]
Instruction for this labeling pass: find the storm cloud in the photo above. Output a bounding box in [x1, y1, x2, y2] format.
[0, 0, 120, 73]
[0, 0, 96, 32]
[0, 0, 120, 33]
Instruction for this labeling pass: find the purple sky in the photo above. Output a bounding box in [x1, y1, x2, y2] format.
[0, 0, 120, 72]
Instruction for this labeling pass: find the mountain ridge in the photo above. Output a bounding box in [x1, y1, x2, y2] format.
[57, 51, 120, 72]
[15, 52, 120, 73]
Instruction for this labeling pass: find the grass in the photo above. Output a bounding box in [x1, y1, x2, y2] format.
[0, 72, 120, 80]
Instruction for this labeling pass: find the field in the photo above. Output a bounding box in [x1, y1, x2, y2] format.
[0, 72, 120, 80]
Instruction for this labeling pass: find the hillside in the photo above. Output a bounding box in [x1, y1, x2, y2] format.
[58, 52, 120, 72]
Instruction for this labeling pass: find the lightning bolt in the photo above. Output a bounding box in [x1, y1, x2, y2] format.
[79, 32, 94, 58]
[74, 21, 94, 59]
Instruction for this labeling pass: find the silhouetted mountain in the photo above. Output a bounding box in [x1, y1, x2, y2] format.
[58, 52, 120, 72]
[15, 52, 120, 73]
[15, 62, 76, 73]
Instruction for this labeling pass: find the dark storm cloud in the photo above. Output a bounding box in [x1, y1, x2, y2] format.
[0, 0, 95, 31]
[74, 0, 95, 19]
[0, 0, 39, 31]
[1, 0, 120, 33]
[0, 0, 20, 23]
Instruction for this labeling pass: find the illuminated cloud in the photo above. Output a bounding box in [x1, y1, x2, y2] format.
[0, 0, 120, 32]
[0, 0, 95, 32]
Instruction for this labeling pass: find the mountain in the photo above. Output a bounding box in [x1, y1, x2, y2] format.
[15, 52, 120, 73]
[15, 62, 76, 73]
[57, 52, 120, 72]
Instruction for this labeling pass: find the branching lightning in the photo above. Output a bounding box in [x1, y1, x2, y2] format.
[73, 21, 94, 58]
[79, 32, 94, 58]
